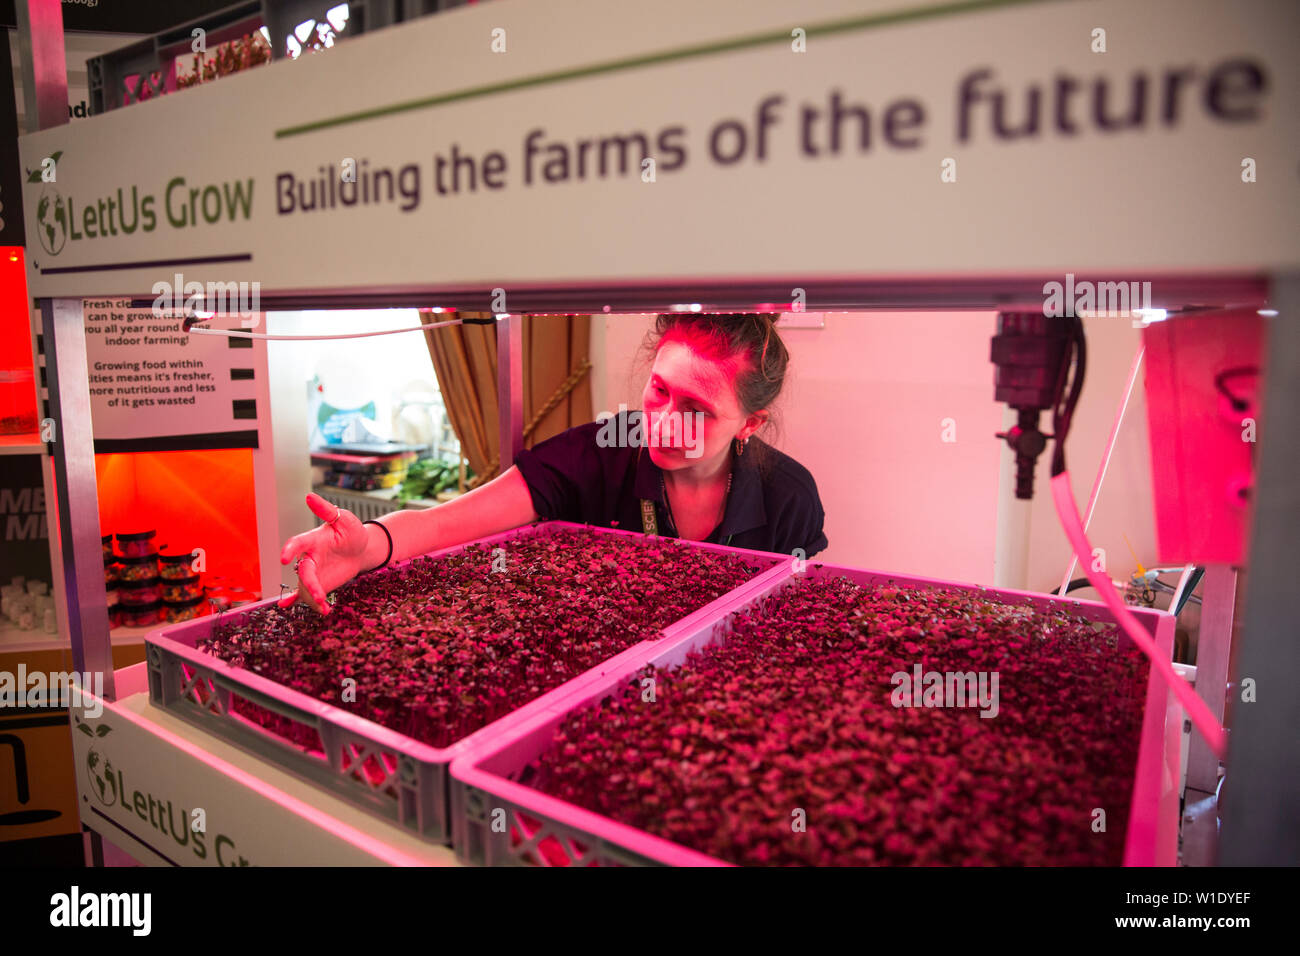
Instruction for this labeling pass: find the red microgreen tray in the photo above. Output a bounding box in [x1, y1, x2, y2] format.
[143, 522, 785, 844]
[449, 562, 1179, 866]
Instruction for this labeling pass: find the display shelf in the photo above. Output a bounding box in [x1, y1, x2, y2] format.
[311, 483, 443, 523]
[108, 623, 158, 643]
[0, 433, 44, 455]
[0, 621, 158, 653]
[74, 664, 462, 866]
[0, 621, 64, 653]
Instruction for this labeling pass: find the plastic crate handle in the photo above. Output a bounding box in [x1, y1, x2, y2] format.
[211, 671, 321, 730]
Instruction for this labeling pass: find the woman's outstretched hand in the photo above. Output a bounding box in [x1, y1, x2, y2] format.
[278, 492, 371, 614]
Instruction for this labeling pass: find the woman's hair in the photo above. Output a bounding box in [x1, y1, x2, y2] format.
[642, 313, 789, 467]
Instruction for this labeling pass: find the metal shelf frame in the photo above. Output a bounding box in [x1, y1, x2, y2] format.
[14, 0, 1297, 868]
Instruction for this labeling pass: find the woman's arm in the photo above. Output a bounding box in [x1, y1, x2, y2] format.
[279, 465, 539, 613]
[360, 465, 539, 567]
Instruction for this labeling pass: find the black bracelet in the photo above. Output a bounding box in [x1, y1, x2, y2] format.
[362, 519, 394, 571]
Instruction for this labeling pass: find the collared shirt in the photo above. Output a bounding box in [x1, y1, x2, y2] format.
[513, 411, 828, 558]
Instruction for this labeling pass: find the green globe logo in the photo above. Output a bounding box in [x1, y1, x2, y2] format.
[36, 185, 68, 257]
[86, 747, 118, 808]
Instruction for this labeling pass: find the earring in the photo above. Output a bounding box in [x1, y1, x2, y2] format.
[734, 437, 747, 456]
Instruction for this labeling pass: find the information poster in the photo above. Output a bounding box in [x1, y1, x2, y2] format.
[0, 454, 51, 587]
[83, 298, 265, 452]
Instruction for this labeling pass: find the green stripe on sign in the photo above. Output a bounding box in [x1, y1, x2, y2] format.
[274, 0, 1054, 138]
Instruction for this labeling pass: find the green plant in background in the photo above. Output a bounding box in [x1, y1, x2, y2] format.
[396, 458, 470, 502]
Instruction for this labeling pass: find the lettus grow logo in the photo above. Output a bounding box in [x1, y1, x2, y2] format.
[28, 151, 67, 257]
[75, 714, 118, 807]
[86, 746, 118, 807]
[75, 716, 252, 865]
[27, 151, 254, 257]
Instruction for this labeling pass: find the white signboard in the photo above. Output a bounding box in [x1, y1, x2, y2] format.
[16, 0, 1300, 303]
[84, 299, 266, 449]
[70, 666, 455, 866]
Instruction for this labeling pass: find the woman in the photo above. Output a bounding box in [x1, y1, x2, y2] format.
[279, 314, 828, 615]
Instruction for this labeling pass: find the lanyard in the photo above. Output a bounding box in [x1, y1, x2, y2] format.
[638, 447, 734, 546]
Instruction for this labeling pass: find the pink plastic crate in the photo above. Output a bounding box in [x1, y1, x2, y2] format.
[450, 562, 1180, 866]
[144, 521, 787, 845]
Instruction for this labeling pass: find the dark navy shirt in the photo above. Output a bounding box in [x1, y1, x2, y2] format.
[513, 411, 828, 558]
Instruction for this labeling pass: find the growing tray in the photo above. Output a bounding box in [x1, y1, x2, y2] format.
[449, 562, 1180, 866]
[144, 521, 787, 845]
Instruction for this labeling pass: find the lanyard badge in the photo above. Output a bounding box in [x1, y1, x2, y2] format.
[640, 497, 659, 536]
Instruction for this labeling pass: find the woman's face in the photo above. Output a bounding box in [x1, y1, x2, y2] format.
[642, 338, 764, 471]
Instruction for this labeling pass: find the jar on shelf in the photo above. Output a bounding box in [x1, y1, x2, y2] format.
[117, 577, 161, 606]
[105, 558, 120, 606]
[116, 552, 160, 581]
[158, 551, 198, 580]
[0, 367, 38, 436]
[160, 575, 203, 602]
[25, 579, 48, 597]
[102, 534, 113, 560]
[227, 587, 256, 608]
[0, 584, 18, 619]
[115, 530, 157, 557]
[119, 600, 161, 627]
[2, 585, 32, 623]
[162, 595, 209, 623]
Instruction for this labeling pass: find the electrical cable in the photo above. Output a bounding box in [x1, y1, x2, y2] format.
[183, 316, 465, 340]
[1173, 567, 1205, 618]
[1051, 316, 1086, 477]
[1147, 577, 1202, 606]
[1057, 343, 1144, 596]
[1213, 366, 1259, 412]
[1169, 564, 1198, 620]
[1046, 317, 1227, 759]
[1051, 473, 1227, 760]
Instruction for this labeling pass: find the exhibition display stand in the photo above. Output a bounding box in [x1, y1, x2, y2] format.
[12, 0, 1298, 865]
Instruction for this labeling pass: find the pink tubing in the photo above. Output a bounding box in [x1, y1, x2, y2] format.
[1051, 471, 1227, 760]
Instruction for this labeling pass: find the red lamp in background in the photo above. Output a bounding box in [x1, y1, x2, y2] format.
[1142, 310, 1265, 566]
[95, 449, 262, 596]
[0, 247, 39, 436]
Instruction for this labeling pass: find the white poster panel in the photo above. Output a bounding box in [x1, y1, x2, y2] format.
[83, 298, 266, 447]
[69, 667, 455, 866]
[16, 0, 1300, 302]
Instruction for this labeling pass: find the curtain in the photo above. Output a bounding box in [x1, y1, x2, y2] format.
[421, 312, 592, 487]
[421, 311, 497, 482]
[525, 314, 592, 446]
